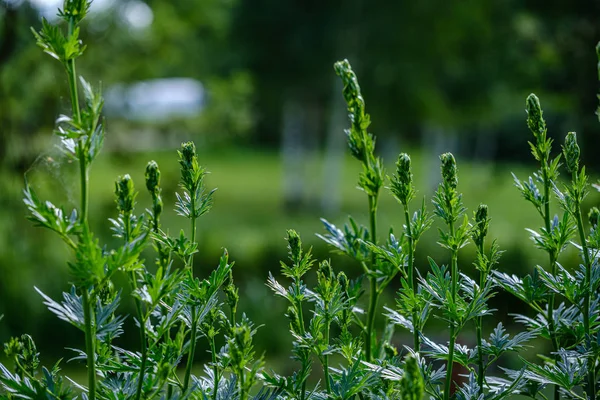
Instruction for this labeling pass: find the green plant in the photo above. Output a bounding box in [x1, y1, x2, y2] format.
[1, 2, 600, 399]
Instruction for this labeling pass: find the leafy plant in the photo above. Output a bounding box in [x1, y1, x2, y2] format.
[1, 2, 600, 399]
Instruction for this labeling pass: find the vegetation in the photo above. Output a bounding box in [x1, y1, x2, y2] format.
[1, 2, 600, 399]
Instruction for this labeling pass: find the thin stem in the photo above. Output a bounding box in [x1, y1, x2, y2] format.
[240, 365, 247, 400]
[210, 335, 219, 400]
[444, 326, 457, 400]
[542, 166, 560, 400]
[476, 241, 485, 394]
[66, 16, 96, 400]
[131, 274, 147, 400]
[365, 194, 379, 361]
[324, 317, 331, 394]
[182, 195, 199, 392]
[572, 177, 595, 399]
[118, 213, 148, 400]
[182, 305, 198, 393]
[444, 220, 457, 400]
[296, 298, 307, 400]
[82, 289, 96, 400]
[403, 206, 420, 353]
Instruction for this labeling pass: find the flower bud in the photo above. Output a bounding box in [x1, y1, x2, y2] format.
[562, 132, 580, 174]
[526, 93, 546, 140]
[318, 260, 333, 280]
[178, 141, 199, 191]
[286, 229, 302, 263]
[115, 174, 135, 214]
[400, 353, 424, 400]
[145, 160, 161, 194]
[440, 153, 458, 190]
[391, 153, 414, 205]
[472, 204, 489, 248]
[383, 343, 398, 359]
[337, 271, 348, 293]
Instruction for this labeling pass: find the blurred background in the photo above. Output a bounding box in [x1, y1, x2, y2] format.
[1, 0, 600, 375]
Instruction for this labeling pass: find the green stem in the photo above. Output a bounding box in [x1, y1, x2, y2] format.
[542, 166, 560, 400]
[82, 289, 96, 400]
[403, 206, 420, 353]
[240, 365, 247, 400]
[444, 327, 457, 400]
[210, 335, 219, 400]
[296, 299, 307, 400]
[572, 188, 595, 400]
[66, 16, 97, 400]
[182, 305, 198, 393]
[365, 194, 379, 361]
[444, 219, 457, 400]
[324, 317, 331, 394]
[119, 212, 148, 400]
[131, 275, 147, 400]
[476, 241, 485, 394]
[181, 197, 200, 393]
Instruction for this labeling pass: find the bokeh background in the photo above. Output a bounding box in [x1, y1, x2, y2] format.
[1, 0, 600, 373]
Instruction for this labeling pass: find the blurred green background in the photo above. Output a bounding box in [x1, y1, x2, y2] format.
[1, 0, 600, 373]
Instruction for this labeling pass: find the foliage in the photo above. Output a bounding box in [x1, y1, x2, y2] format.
[1, 3, 600, 400]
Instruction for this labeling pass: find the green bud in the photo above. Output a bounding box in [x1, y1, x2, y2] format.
[383, 343, 398, 359]
[400, 353, 424, 400]
[97, 280, 116, 305]
[178, 141, 200, 192]
[4, 337, 23, 358]
[526, 93, 546, 140]
[145, 160, 161, 194]
[440, 153, 458, 190]
[337, 271, 348, 293]
[318, 260, 334, 279]
[286, 230, 302, 263]
[180, 141, 196, 170]
[562, 132, 580, 174]
[230, 324, 251, 367]
[60, 0, 91, 24]
[391, 153, 414, 205]
[473, 204, 489, 248]
[589, 207, 600, 228]
[224, 270, 239, 317]
[4, 335, 40, 376]
[334, 59, 363, 110]
[115, 174, 136, 214]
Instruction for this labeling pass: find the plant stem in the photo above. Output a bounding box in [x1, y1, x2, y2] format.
[403, 207, 420, 353]
[240, 364, 247, 400]
[182, 305, 197, 393]
[181, 193, 199, 393]
[365, 194, 379, 361]
[324, 317, 331, 394]
[118, 211, 148, 400]
[572, 181, 595, 400]
[210, 335, 219, 400]
[542, 166, 560, 400]
[444, 222, 458, 400]
[65, 16, 97, 400]
[445, 327, 457, 400]
[131, 274, 147, 400]
[82, 289, 96, 400]
[476, 241, 485, 394]
[296, 299, 307, 400]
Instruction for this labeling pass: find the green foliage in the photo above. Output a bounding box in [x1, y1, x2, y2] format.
[3, 3, 600, 400]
